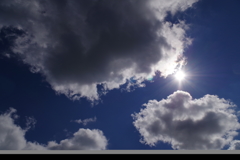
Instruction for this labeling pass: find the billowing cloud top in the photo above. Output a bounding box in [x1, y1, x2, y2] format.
[47, 128, 107, 150]
[0, 0, 197, 101]
[0, 108, 46, 150]
[132, 90, 240, 150]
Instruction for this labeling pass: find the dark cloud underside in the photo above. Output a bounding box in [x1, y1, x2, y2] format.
[0, 0, 197, 101]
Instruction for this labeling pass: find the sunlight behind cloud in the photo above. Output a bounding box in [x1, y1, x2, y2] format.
[0, 0, 198, 102]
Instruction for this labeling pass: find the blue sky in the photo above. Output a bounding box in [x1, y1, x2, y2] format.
[1, 0, 240, 150]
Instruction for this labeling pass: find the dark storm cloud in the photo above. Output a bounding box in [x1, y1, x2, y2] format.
[43, 0, 164, 81]
[132, 90, 240, 150]
[0, 0, 198, 101]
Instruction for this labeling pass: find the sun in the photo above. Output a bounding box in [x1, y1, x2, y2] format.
[175, 70, 186, 81]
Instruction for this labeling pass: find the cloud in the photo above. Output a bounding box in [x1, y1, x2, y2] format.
[72, 117, 97, 126]
[47, 128, 107, 150]
[228, 140, 240, 150]
[0, 108, 45, 150]
[0, 108, 107, 150]
[25, 116, 37, 131]
[132, 90, 240, 150]
[0, 0, 198, 101]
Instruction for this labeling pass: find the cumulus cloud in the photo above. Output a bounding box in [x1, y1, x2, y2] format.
[0, 108, 107, 150]
[47, 128, 107, 150]
[0, 108, 45, 150]
[0, 0, 198, 101]
[132, 90, 240, 150]
[71, 117, 97, 126]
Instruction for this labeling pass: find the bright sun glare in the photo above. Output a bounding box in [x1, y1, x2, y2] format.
[175, 70, 186, 81]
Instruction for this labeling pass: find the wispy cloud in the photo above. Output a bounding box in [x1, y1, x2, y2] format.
[25, 116, 37, 131]
[72, 117, 97, 126]
[228, 140, 240, 150]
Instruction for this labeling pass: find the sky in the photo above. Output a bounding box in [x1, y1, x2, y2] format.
[1, 0, 240, 150]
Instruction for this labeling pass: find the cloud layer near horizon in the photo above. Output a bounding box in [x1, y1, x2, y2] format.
[132, 90, 240, 150]
[228, 140, 240, 150]
[0, 0, 198, 101]
[0, 108, 108, 150]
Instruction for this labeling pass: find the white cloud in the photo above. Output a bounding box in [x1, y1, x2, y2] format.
[0, 108, 107, 150]
[132, 90, 240, 150]
[0, 0, 198, 101]
[0, 108, 45, 150]
[72, 117, 97, 126]
[228, 140, 240, 150]
[149, 0, 198, 21]
[47, 128, 107, 150]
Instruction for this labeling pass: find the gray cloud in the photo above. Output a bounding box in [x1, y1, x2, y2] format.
[0, 108, 107, 150]
[25, 116, 37, 131]
[72, 117, 97, 126]
[0, 0, 198, 101]
[132, 90, 240, 150]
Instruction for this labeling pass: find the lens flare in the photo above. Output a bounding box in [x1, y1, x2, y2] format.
[175, 70, 186, 81]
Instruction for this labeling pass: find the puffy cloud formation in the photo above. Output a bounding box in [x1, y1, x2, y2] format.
[0, 108, 107, 150]
[0, 108, 46, 150]
[132, 90, 240, 150]
[0, 0, 198, 101]
[228, 140, 240, 150]
[47, 128, 107, 150]
[72, 117, 97, 126]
